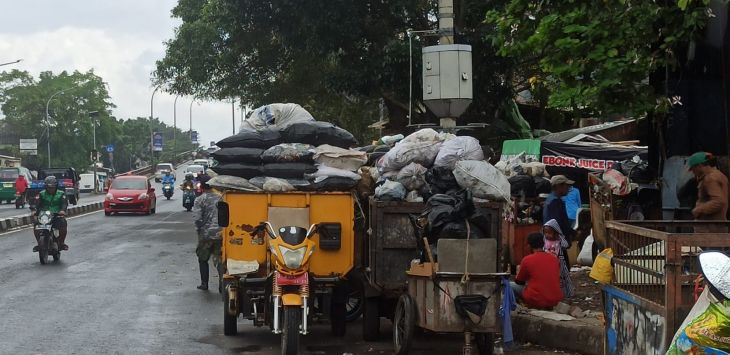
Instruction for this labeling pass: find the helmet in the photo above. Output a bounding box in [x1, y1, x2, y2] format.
[185, 173, 193, 181]
[44, 176, 58, 187]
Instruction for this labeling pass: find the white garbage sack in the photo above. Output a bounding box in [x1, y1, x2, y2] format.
[375, 180, 406, 201]
[396, 163, 427, 191]
[313, 144, 368, 172]
[453, 160, 511, 202]
[376, 141, 442, 173]
[262, 177, 296, 192]
[405, 190, 424, 203]
[577, 233, 594, 266]
[306, 165, 361, 181]
[520, 162, 547, 177]
[433, 136, 484, 169]
[207, 175, 262, 192]
[401, 128, 454, 144]
[240, 103, 315, 131]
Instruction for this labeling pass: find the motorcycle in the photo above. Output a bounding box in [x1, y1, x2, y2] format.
[162, 182, 174, 200]
[34, 211, 61, 264]
[182, 186, 196, 212]
[15, 191, 25, 209]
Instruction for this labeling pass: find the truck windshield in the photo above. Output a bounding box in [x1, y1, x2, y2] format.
[0, 169, 19, 180]
[111, 179, 147, 190]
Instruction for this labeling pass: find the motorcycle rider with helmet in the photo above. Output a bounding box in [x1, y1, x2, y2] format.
[180, 173, 195, 190]
[161, 170, 176, 185]
[33, 176, 68, 251]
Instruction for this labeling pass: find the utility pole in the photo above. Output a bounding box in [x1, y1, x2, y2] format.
[45, 88, 71, 168]
[89, 111, 100, 193]
[173, 95, 179, 160]
[149, 85, 161, 166]
[231, 98, 236, 134]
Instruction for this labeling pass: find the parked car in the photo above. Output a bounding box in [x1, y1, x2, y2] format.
[0, 167, 33, 204]
[104, 175, 157, 216]
[37, 168, 80, 205]
[155, 163, 175, 182]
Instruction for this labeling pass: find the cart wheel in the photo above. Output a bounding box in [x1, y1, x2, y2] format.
[363, 297, 380, 341]
[476, 333, 495, 355]
[393, 294, 416, 355]
[346, 285, 364, 322]
[223, 287, 238, 336]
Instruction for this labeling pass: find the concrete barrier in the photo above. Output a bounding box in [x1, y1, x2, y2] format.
[0, 201, 105, 233]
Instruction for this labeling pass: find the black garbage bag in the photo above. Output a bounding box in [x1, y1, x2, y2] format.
[210, 163, 263, 179]
[421, 191, 474, 244]
[262, 163, 317, 179]
[534, 176, 551, 195]
[301, 177, 359, 192]
[368, 152, 387, 166]
[426, 166, 460, 195]
[281, 121, 358, 148]
[435, 220, 487, 240]
[260, 143, 315, 163]
[211, 147, 264, 163]
[217, 128, 282, 149]
[615, 159, 654, 182]
[508, 175, 537, 198]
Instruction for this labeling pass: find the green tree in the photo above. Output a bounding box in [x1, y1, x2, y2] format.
[486, 0, 715, 118]
[154, 0, 521, 140]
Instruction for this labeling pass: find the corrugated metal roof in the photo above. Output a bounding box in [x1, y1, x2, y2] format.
[539, 119, 636, 143]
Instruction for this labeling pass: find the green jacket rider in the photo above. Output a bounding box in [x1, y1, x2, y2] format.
[33, 176, 69, 251]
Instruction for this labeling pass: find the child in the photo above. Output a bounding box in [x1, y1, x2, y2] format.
[543, 219, 575, 298]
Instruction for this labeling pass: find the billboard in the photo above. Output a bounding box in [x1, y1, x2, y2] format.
[152, 132, 163, 152]
[19, 138, 38, 155]
[191, 130, 199, 144]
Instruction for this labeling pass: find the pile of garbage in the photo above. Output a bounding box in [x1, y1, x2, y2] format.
[495, 153, 551, 199]
[209, 103, 365, 192]
[365, 128, 511, 203]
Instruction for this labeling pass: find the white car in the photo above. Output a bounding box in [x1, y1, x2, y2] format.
[184, 164, 205, 178]
[193, 159, 210, 170]
[155, 163, 175, 182]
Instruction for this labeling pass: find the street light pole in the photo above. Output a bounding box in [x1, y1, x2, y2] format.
[189, 98, 196, 142]
[0, 59, 22, 67]
[231, 98, 235, 134]
[173, 95, 179, 160]
[88, 111, 100, 193]
[45, 88, 70, 168]
[149, 85, 161, 165]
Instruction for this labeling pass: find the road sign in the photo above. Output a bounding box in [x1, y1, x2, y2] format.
[191, 131, 199, 144]
[21, 150, 37, 155]
[152, 132, 163, 152]
[19, 138, 38, 150]
[106, 144, 114, 153]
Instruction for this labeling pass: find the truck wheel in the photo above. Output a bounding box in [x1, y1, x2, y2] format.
[281, 306, 301, 355]
[393, 294, 416, 355]
[363, 297, 380, 341]
[223, 289, 238, 336]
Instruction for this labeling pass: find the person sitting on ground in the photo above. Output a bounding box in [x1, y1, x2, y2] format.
[543, 219, 575, 298]
[511, 233, 563, 309]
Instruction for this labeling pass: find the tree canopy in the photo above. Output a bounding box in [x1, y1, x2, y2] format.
[0, 70, 197, 172]
[486, 0, 715, 118]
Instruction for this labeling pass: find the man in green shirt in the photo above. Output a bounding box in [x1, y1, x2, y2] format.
[33, 176, 69, 252]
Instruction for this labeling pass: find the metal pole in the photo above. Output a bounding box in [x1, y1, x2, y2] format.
[173, 95, 179, 159]
[150, 86, 161, 165]
[408, 30, 413, 127]
[89, 111, 99, 193]
[231, 99, 235, 134]
[189, 98, 195, 142]
[0, 59, 22, 67]
[45, 89, 68, 168]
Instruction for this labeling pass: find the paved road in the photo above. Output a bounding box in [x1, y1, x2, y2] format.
[0, 192, 105, 219]
[0, 170, 577, 354]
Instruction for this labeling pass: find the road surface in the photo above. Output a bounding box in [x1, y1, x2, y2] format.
[0, 170, 579, 354]
[0, 191, 105, 219]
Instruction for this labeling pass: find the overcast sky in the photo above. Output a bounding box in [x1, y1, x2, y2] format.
[0, 0, 240, 146]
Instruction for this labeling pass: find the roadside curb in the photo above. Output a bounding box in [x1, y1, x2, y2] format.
[0, 202, 104, 233]
[511, 313, 603, 355]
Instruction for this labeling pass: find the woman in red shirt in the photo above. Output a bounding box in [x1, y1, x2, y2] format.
[511, 233, 564, 309]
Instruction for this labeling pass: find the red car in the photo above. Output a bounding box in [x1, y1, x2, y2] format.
[104, 175, 157, 216]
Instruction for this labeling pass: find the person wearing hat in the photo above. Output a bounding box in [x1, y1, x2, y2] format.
[543, 175, 576, 243]
[688, 152, 729, 224]
[192, 175, 222, 291]
[668, 252, 730, 352]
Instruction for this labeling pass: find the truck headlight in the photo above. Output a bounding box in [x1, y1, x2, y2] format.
[278, 246, 306, 269]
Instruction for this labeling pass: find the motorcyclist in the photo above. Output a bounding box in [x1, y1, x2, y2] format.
[15, 174, 28, 203]
[32, 176, 68, 251]
[180, 173, 195, 191]
[161, 171, 176, 185]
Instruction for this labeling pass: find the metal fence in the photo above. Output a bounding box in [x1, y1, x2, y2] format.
[605, 220, 730, 344]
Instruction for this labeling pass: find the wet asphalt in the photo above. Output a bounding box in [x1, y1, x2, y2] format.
[0, 174, 572, 355]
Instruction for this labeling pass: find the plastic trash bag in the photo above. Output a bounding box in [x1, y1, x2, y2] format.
[210, 147, 264, 163]
[261, 143, 315, 163]
[313, 144, 368, 171]
[376, 141, 442, 173]
[453, 160, 511, 202]
[577, 234, 595, 266]
[508, 175, 537, 198]
[210, 163, 263, 179]
[375, 180, 406, 201]
[434, 136, 484, 169]
[262, 163, 317, 179]
[396, 163, 427, 191]
[405, 190, 423, 203]
[217, 128, 282, 149]
[282, 121, 358, 148]
[589, 248, 613, 284]
[303, 176, 359, 191]
[207, 175, 262, 192]
[603, 169, 631, 195]
[306, 165, 361, 181]
[262, 177, 295, 192]
[401, 128, 452, 144]
[240, 103, 315, 131]
[425, 166, 460, 195]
